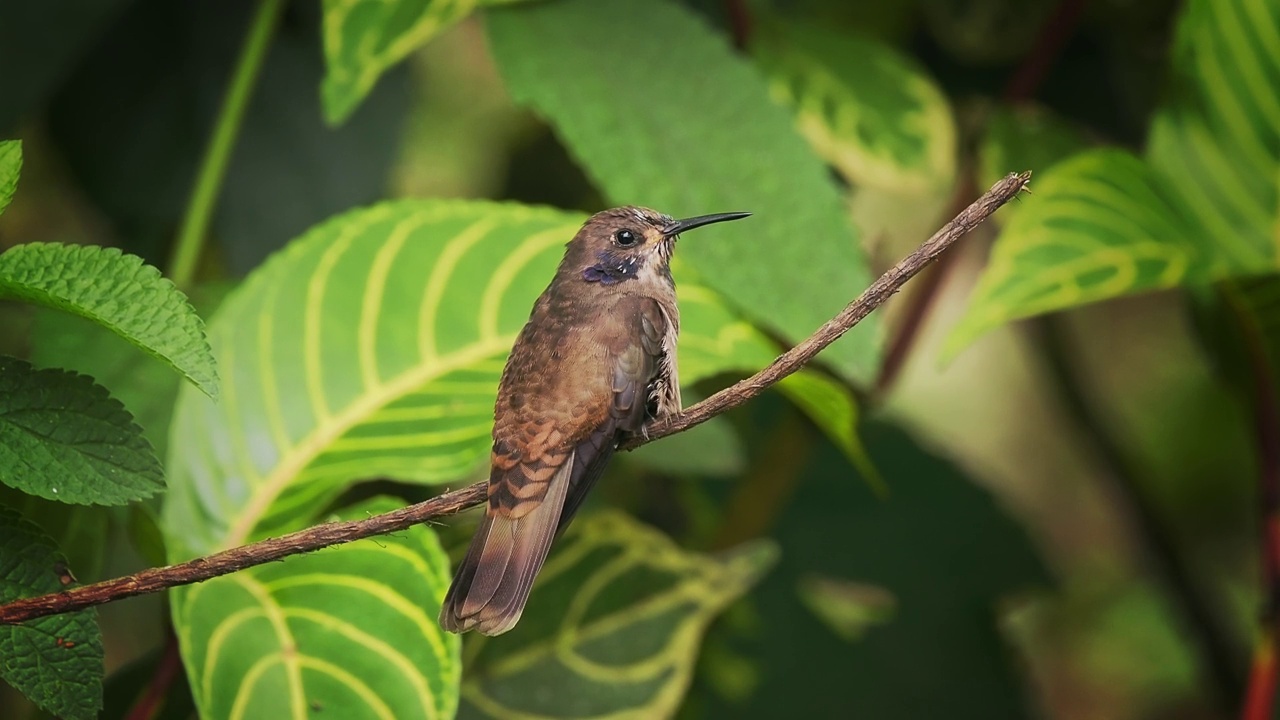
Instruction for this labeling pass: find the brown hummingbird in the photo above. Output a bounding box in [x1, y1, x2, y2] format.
[439, 206, 750, 635]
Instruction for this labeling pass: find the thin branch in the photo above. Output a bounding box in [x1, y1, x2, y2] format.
[0, 172, 1031, 626]
[624, 171, 1030, 448]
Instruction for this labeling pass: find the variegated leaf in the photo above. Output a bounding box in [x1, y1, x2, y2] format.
[458, 511, 777, 719]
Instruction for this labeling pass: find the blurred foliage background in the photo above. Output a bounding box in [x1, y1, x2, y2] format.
[0, 0, 1275, 718]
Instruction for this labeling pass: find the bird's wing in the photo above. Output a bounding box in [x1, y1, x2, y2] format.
[440, 295, 668, 635]
[555, 296, 669, 533]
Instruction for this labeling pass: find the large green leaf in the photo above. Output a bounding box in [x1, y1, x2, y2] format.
[0, 505, 104, 720]
[948, 0, 1280, 356]
[0, 139, 19, 217]
[162, 200, 862, 558]
[0, 356, 163, 505]
[162, 198, 860, 558]
[671, 274, 875, 485]
[30, 284, 233, 462]
[753, 20, 956, 196]
[172, 497, 458, 720]
[485, 0, 879, 380]
[320, 0, 521, 125]
[0, 243, 218, 398]
[943, 149, 1230, 358]
[1146, 0, 1280, 265]
[458, 511, 777, 719]
[159, 199, 846, 718]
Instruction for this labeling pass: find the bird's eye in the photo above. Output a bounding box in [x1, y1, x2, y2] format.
[614, 229, 639, 247]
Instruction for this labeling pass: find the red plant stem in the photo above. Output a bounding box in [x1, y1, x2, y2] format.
[723, 0, 752, 50]
[125, 633, 183, 720]
[1003, 0, 1090, 103]
[1225, 281, 1280, 718]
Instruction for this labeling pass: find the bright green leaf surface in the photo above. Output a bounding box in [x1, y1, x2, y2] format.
[0, 505, 104, 720]
[458, 511, 777, 719]
[485, 0, 879, 380]
[1146, 0, 1280, 268]
[0, 356, 163, 505]
[31, 284, 233, 461]
[0, 243, 218, 398]
[674, 272, 875, 485]
[163, 200, 835, 559]
[172, 497, 458, 720]
[944, 149, 1224, 358]
[0, 139, 20, 217]
[32, 310, 182, 461]
[320, 0, 521, 124]
[754, 20, 956, 195]
[625, 413, 746, 478]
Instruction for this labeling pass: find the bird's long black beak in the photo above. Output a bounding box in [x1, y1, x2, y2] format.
[662, 211, 751, 237]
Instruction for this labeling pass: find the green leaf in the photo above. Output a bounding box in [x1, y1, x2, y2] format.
[943, 149, 1230, 358]
[796, 575, 896, 643]
[320, 0, 521, 125]
[775, 371, 882, 494]
[0, 504, 104, 720]
[32, 310, 182, 461]
[674, 273, 877, 487]
[457, 511, 777, 719]
[626, 413, 746, 478]
[0, 486, 110, 582]
[1146, 0, 1280, 268]
[754, 20, 956, 196]
[948, 0, 1280, 357]
[0, 243, 219, 398]
[30, 283, 233, 461]
[0, 356, 163, 505]
[172, 497, 459, 720]
[0, 139, 20, 217]
[485, 0, 880, 380]
[977, 104, 1090, 193]
[162, 200, 820, 559]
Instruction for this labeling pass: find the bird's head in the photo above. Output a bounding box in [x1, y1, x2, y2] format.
[561, 206, 750, 289]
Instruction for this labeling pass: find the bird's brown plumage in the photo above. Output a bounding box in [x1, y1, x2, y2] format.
[439, 206, 745, 636]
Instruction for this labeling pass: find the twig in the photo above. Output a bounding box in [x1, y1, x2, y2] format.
[0, 172, 1031, 626]
[874, 171, 976, 394]
[624, 172, 1030, 448]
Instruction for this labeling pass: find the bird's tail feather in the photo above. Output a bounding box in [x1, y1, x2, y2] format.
[439, 453, 573, 636]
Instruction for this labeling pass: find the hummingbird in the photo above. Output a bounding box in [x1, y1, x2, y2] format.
[439, 206, 750, 635]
